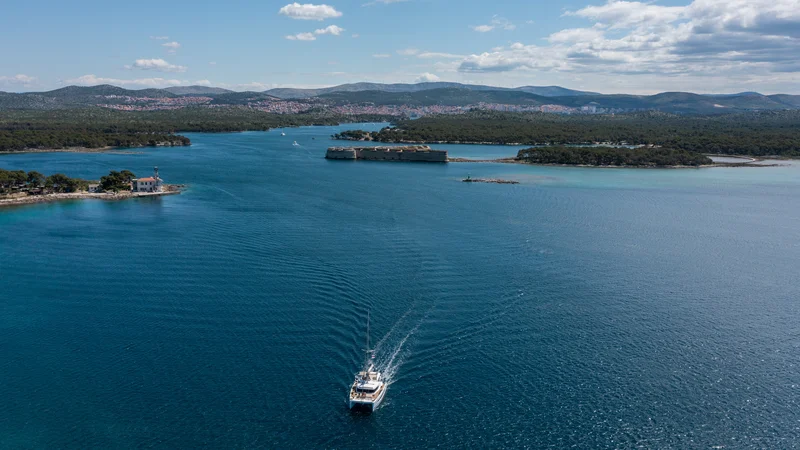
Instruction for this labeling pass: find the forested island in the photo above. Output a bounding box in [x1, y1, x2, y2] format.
[0, 108, 390, 152]
[333, 111, 800, 157]
[515, 147, 712, 167]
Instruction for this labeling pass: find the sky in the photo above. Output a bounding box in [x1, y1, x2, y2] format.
[1, 0, 799, 94]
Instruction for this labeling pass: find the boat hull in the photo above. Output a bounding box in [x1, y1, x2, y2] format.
[349, 385, 386, 412]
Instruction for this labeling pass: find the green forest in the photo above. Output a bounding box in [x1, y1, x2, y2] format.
[335, 111, 800, 156]
[0, 108, 390, 152]
[516, 147, 712, 167]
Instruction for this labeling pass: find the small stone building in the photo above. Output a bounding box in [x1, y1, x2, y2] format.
[132, 167, 163, 193]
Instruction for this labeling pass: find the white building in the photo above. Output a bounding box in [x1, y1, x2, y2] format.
[132, 167, 163, 193]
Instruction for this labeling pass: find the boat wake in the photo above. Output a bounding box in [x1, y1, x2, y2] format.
[372, 306, 430, 386]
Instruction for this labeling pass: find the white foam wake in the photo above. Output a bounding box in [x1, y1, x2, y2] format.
[378, 321, 422, 384]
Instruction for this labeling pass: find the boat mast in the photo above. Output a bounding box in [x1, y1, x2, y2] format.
[365, 311, 371, 370]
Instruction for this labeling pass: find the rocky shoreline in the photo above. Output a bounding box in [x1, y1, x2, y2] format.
[0, 142, 190, 155]
[0, 184, 184, 208]
[448, 157, 781, 169]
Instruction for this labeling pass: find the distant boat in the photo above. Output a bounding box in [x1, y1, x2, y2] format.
[292, 141, 299, 146]
[281, 132, 286, 136]
[349, 313, 386, 412]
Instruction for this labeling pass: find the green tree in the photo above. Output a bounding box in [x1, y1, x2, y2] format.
[45, 173, 72, 193]
[26, 171, 45, 188]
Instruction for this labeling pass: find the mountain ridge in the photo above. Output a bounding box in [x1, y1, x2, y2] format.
[1, 84, 799, 113]
[263, 82, 600, 99]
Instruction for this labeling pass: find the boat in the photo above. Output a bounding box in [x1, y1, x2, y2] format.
[292, 141, 299, 146]
[281, 132, 286, 136]
[349, 313, 386, 412]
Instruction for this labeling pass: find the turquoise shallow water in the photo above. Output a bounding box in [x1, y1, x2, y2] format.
[2, 124, 800, 448]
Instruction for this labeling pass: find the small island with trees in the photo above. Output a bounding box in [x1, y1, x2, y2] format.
[0, 167, 182, 208]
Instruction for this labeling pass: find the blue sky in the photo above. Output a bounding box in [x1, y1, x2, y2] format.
[1, 0, 798, 94]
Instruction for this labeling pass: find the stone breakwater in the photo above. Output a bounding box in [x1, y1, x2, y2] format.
[326, 145, 448, 162]
[462, 178, 520, 184]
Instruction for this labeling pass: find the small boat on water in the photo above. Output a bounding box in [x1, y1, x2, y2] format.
[349, 313, 386, 412]
[292, 141, 299, 146]
[281, 132, 286, 136]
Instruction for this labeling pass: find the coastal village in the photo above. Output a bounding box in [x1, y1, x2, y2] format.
[0, 166, 180, 207]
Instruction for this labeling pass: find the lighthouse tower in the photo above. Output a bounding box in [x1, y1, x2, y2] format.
[153, 166, 163, 192]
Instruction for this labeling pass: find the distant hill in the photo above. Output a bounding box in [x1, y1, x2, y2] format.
[165, 85, 234, 95]
[769, 94, 800, 108]
[516, 86, 599, 97]
[43, 85, 176, 99]
[264, 82, 598, 99]
[536, 91, 793, 114]
[316, 87, 551, 107]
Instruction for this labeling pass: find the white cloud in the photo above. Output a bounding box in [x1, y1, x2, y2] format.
[548, 26, 605, 43]
[471, 25, 495, 33]
[397, 48, 419, 56]
[194, 79, 212, 86]
[363, 0, 408, 6]
[286, 25, 345, 41]
[351, 33, 360, 38]
[415, 72, 440, 82]
[417, 51, 464, 59]
[162, 41, 181, 54]
[65, 74, 184, 88]
[125, 58, 187, 73]
[150, 36, 169, 40]
[471, 16, 516, 33]
[0, 74, 37, 86]
[567, 0, 684, 29]
[278, 3, 343, 20]
[316, 24, 345, 35]
[372, 54, 391, 58]
[287, 32, 317, 41]
[209, 61, 217, 65]
[458, 0, 800, 87]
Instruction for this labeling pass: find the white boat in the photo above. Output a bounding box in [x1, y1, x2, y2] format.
[281, 132, 286, 136]
[349, 313, 386, 412]
[292, 141, 299, 146]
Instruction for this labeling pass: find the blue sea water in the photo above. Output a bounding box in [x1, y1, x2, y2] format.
[2, 124, 800, 448]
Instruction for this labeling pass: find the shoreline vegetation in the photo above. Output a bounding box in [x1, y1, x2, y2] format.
[0, 168, 183, 208]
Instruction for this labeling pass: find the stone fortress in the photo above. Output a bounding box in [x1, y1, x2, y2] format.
[326, 145, 448, 162]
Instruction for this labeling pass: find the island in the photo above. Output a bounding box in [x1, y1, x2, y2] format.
[0, 167, 182, 208]
[515, 146, 712, 167]
[332, 111, 800, 158]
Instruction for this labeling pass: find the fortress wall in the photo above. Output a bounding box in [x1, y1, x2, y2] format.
[326, 148, 357, 159]
[328, 146, 447, 162]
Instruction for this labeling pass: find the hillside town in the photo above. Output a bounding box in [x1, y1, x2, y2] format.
[96, 95, 628, 116]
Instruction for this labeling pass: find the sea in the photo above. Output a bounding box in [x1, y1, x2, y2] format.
[1, 123, 800, 448]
